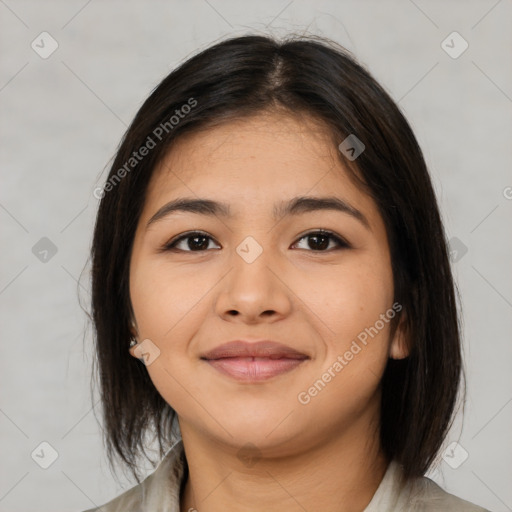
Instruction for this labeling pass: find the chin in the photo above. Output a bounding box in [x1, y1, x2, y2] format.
[208, 408, 304, 449]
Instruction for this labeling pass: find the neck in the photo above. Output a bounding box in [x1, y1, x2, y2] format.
[179, 412, 389, 512]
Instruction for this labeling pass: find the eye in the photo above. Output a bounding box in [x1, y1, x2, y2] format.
[291, 229, 350, 252]
[162, 231, 220, 252]
[161, 229, 350, 253]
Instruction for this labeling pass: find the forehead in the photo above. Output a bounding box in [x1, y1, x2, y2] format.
[141, 112, 375, 224]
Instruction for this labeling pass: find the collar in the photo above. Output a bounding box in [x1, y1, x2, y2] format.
[142, 440, 408, 511]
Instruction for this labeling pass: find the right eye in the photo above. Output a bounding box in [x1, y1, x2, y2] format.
[161, 231, 221, 252]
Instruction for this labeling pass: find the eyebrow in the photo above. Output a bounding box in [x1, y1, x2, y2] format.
[146, 195, 371, 231]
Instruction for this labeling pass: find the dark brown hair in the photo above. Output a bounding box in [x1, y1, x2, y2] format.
[86, 33, 465, 485]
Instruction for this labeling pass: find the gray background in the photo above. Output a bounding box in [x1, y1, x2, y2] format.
[1, 1, 511, 511]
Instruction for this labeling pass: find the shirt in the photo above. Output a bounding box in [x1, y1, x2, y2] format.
[81, 439, 491, 512]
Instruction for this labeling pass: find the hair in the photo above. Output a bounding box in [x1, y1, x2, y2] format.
[87, 33, 465, 486]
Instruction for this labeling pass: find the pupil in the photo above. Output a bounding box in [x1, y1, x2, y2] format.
[189, 236, 208, 251]
[310, 235, 328, 250]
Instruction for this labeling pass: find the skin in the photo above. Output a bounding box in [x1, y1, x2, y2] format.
[128, 110, 409, 512]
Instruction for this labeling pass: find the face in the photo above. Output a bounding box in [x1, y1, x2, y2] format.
[128, 111, 408, 456]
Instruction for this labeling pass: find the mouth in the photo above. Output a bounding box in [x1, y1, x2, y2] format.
[200, 340, 309, 382]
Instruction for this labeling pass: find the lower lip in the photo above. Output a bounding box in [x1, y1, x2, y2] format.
[205, 357, 306, 381]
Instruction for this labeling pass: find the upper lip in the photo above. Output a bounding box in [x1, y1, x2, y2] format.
[201, 340, 309, 360]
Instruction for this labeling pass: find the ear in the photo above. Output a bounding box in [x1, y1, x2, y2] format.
[129, 315, 139, 336]
[128, 321, 139, 358]
[389, 309, 410, 360]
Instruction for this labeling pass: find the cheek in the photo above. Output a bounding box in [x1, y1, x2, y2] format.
[130, 259, 213, 339]
[294, 254, 395, 407]
[129, 258, 225, 399]
[295, 266, 395, 420]
[297, 256, 394, 343]
[130, 261, 213, 416]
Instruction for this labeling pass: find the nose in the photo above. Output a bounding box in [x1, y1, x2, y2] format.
[214, 246, 293, 324]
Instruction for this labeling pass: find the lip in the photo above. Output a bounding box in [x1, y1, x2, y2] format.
[201, 340, 309, 382]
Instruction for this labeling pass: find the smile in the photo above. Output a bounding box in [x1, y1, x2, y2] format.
[204, 356, 307, 381]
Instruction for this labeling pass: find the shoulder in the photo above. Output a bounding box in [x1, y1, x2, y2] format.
[400, 471, 492, 512]
[80, 483, 144, 512]
[365, 460, 492, 512]
[79, 440, 186, 512]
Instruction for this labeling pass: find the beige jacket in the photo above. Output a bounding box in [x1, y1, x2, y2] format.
[82, 440, 491, 512]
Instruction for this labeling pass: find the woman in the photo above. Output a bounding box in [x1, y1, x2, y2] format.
[83, 34, 491, 511]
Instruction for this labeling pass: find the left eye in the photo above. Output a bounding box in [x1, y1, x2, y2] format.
[162, 230, 349, 253]
[292, 230, 349, 251]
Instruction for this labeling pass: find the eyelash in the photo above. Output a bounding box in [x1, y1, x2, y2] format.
[161, 229, 350, 253]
